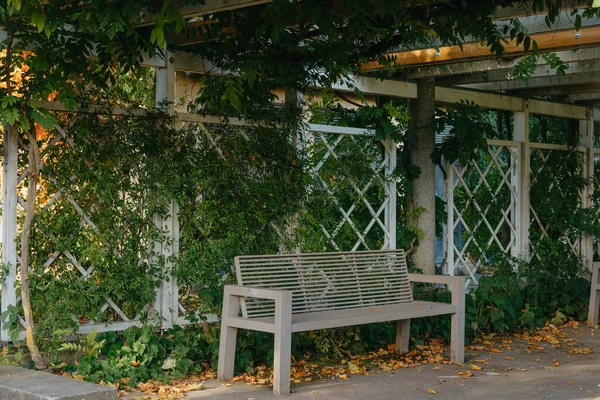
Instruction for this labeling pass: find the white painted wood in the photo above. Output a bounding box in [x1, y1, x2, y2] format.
[307, 123, 375, 136]
[153, 53, 180, 329]
[528, 142, 587, 152]
[450, 276, 465, 364]
[406, 47, 600, 80]
[462, 71, 600, 93]
[1, 125, 18, 342]
[446, 162, 455, 276]
[384, 138, 397, 250]
[580, 116, 595, 274]
[436, 86, 524, 112]
[528, 100, 588, 120]
[514, 110, 531, 260]
[588, 262, 600, 326]
[511, 144, 521, 261]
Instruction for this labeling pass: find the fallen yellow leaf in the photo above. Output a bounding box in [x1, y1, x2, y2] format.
[470, 364, 482, 371]
[428, 388, 437, 394]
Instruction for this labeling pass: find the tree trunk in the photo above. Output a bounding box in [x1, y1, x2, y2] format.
[407, 77, 436, 274]
[19, 127, 46, 370]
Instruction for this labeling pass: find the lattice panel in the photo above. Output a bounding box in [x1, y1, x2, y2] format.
[174, 122, 395, 323]
[13, 116, 160, 334]
[175, 121, 303, 322]
[448, 144, 519, 285]
[305, 131, 394, 253]
[529, 146, 584, 262]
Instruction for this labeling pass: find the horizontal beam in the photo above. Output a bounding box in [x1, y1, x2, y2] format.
[307, 123, 375, 136]
[445, 58, 600, 87]
[435, 86, 524, 112]
[332, 75, 588, 119]
[363, 25, 600, 70]
[526, 83, 600, 97]
[492, 0, 588, 20]
[137, 0, 271, 26]
[529, 98, 587, 119]
[405, 47, 600, 80]
[461, 71, 600, 92]
[569, 91, 600, 101]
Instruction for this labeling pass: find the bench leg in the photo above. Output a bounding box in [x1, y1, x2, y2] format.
[395, 319, 410, 352]
[588, 263, 600, 327]
[217, 289, 240, 380]
[273, 292, 293, 395]
[450, 279, 465, 364]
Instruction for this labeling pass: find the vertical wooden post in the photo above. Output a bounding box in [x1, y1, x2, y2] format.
[450, 277, 465, 364]
[581, 111, 598, 326]
[153, 52, 179, 329]
[384, 137, 397, 250]
[580, 114, 594, 273]
[1, 125, 18, 341]
[514, 106, 530, 261]
[445, 162, 455, 276]
[283, 87, 302, 253]
[510, 143, 521, 261]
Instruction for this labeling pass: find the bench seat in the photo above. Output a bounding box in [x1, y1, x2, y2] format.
[226, 298, 456, 333]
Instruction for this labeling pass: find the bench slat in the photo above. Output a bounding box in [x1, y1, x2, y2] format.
[235, 249, 413, 318]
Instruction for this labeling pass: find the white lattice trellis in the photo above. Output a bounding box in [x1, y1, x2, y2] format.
[307, 126, 397, 252]
[528, 145, 585, 262]
[172, 120, 397, 325]
[446, 141, 520, 286]
[7, 119, 163, 339]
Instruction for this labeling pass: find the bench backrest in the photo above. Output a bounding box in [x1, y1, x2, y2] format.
[234, 249, 413, 318]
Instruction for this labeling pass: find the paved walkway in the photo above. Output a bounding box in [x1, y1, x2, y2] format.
[136, 325, 600, 399]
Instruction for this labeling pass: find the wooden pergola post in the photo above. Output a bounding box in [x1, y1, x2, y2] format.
[1, 125, 18, 341]
[153, 51, 180, 330]
[514, 107, 531, 261]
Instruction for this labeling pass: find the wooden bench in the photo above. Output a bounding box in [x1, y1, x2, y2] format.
[217, 249, 465, 395]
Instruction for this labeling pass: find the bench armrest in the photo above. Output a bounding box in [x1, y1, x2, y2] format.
[224, 284, 292, 301]
[408, 274, 466, 308]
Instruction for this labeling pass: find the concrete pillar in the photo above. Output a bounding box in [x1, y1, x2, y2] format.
[407, 78, 436, 274]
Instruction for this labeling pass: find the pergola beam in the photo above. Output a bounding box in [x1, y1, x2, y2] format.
[137, 0, 271, 26]
[405, 47, 600, 81]
[441, 58, 600, 86]
[522, 83, 600, 97]
[492, 0, 588, 20]
[460, 71, 600, 92]
[331, 75, 587, 119]
[363, 25, 600, 71]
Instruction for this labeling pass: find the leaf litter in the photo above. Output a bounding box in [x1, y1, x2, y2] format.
[114, 320, 597, 398]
